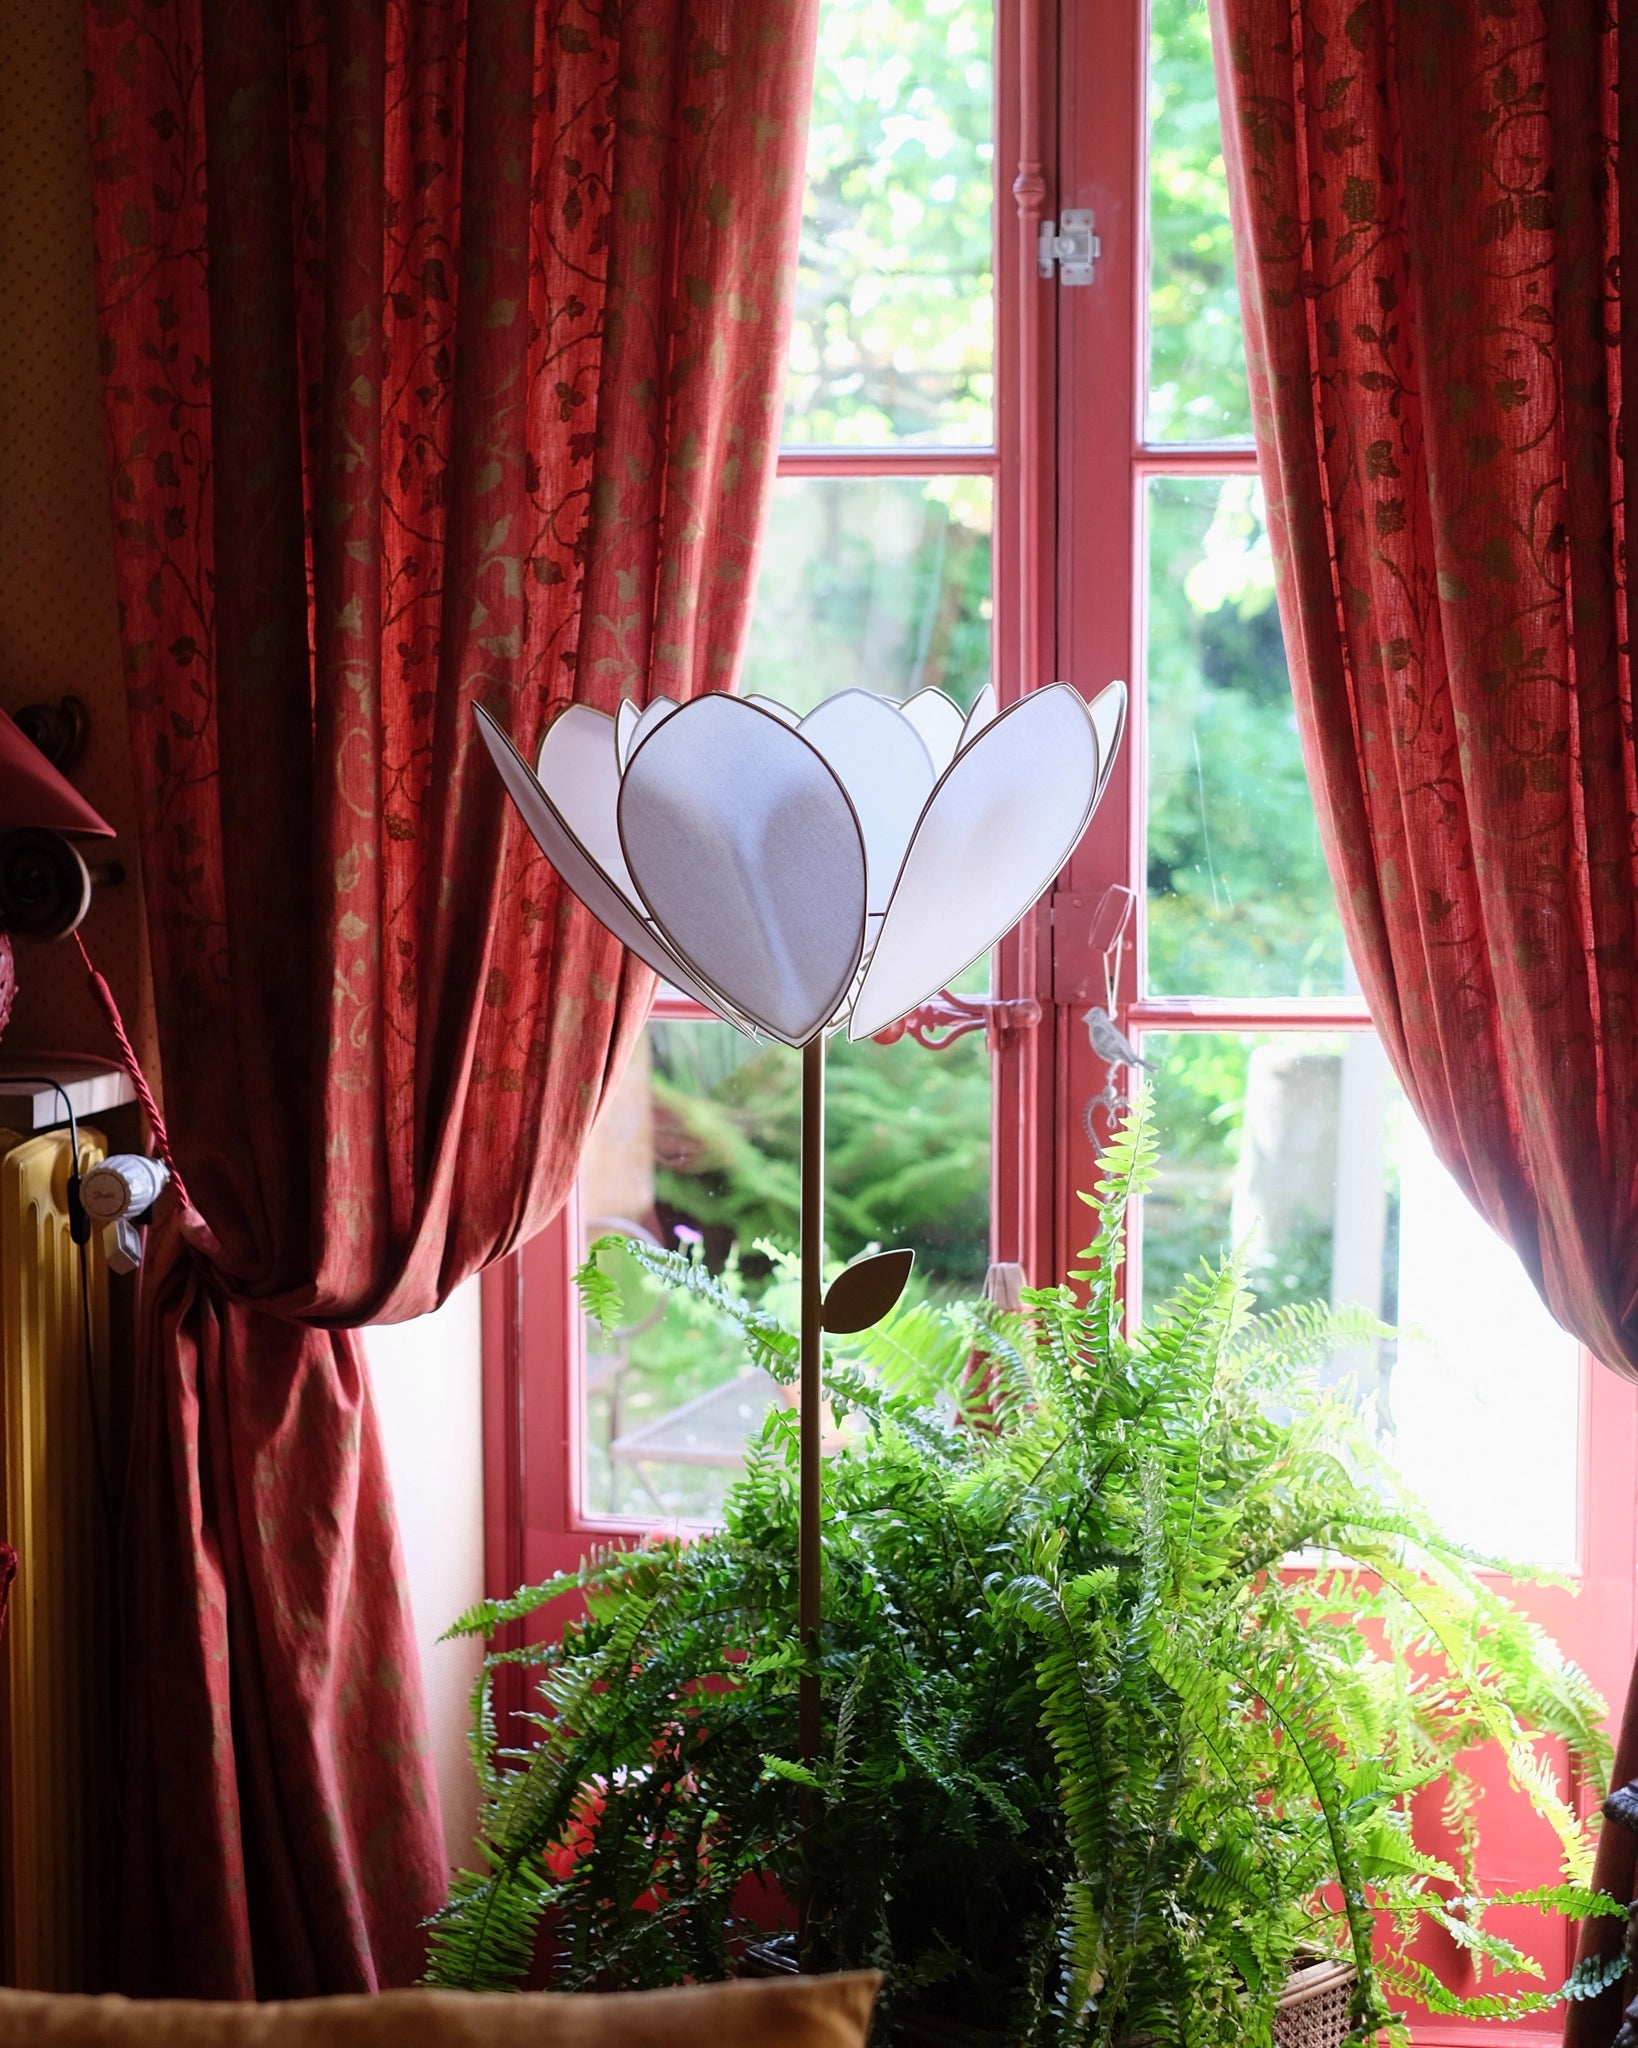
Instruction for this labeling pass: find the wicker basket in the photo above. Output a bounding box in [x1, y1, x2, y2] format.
[746, 1939, 1361, 2046]
[1273, 1960, 1357, 2048]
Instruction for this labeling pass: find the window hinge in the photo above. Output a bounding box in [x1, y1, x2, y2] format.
[1038, 209, 1099, 286]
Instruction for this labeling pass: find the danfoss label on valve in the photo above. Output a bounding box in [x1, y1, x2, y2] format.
[81, 1152, 169, 1223]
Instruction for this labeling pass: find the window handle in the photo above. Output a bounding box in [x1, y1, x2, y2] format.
[870, 992, 1043, 1053]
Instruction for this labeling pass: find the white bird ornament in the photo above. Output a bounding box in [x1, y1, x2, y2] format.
[1082, 1004, 1154, 1072]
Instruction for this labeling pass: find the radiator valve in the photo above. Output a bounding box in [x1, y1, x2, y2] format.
[86, 1155, 169, 1274]
[83, 1152, 169, 1223]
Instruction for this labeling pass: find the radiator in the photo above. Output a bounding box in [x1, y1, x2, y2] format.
[0, 1125, 110, 1991]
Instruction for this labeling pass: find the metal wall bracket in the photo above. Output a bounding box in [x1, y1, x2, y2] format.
[1038, 208, 1099, 286]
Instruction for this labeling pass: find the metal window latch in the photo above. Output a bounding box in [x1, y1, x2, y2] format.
[1038, 209, 1099, 286]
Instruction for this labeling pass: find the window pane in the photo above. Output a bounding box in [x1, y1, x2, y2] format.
[579, 1019, 992, 1523]
[784, 0, 994, 445]
[1144, 475, 1345, 997]
[1146, 0, 1251, 441]
[1137, 1031, 1581, 1566]
[741, 475, 992, 714]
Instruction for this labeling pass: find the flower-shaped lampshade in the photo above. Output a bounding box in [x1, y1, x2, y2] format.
[475, 679, 1125, 1048]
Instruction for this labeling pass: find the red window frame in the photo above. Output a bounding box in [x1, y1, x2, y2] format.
[483, 13, 1638, 2027]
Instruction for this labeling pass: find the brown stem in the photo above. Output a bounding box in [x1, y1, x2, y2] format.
[798, 1032, 825, 1960]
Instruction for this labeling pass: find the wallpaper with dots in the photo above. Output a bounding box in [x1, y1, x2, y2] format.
[0, 0, 156, 1082]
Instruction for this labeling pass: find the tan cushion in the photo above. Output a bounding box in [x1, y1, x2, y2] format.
[0, 1974, 880, 2048]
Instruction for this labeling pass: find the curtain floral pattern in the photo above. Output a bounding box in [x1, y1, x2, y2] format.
[86, 0, 815, 1997]
[1209, 0, 1637, 2032]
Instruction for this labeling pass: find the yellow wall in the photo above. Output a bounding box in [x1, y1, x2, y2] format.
[0, 0, 152, 1069]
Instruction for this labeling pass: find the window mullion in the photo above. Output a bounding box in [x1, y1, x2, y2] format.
[1047, 0, 1143, 1286]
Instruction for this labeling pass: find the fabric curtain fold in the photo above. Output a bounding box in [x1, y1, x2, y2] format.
[86, 0, 816, 1997]
[1208, 0, 1637, 2036]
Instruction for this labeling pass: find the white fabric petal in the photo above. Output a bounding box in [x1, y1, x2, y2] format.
[475, 705, 747, 1023]
[615, 700, 640, 769]
[956, 682, 997, 755]
[848, 684, 1101, 1041]
[744, 694, 801, 726]
[619, 695, 867, 1047]
[898, 688, 966, 772]
[535, 705, 639, 900]
[624, 693, 682, 767]
[1089, 679, 1127, 808]
[798, 689, 935, 912]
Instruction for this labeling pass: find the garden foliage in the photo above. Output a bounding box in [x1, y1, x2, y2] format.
[428, 1092, 1621, 2044]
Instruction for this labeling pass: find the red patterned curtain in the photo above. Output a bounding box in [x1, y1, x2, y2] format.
[86, 0, 815, 1999]
[1209, 0, 1638, 2034]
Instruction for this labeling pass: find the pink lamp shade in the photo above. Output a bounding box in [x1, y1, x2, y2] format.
[0, 710, 114, 837]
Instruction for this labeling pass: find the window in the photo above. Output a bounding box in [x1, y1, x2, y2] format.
[486, 0, 1025, 1583]
[1094, 0, 1589, 1576]
[489, 11, 1638, 1982]
[547, 0, 1018, 1532]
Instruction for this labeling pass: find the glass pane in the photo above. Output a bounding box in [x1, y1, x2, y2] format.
[1146, 0, 1251, 441]
[741, 475, 992, 714]
[784, 0, 994, 445]
[1138, 1030, 1581, 1566]
[1144, 475, 1345, 997]
[579, 1019, 992, 1524]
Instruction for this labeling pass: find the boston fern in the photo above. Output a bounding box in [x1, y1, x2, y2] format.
[427, 1089, 1623, 2044]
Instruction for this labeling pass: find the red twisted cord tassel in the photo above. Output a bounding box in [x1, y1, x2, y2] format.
[73, 930, 194, 1215]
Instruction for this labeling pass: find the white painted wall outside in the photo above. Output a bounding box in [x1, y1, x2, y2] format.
[364, 1280, 486, 1872]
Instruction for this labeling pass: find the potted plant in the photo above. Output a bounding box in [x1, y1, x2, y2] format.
[426, 1093, 1624, 2044]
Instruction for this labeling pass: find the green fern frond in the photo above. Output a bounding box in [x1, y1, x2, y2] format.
[1562, 1952, 1629, 2001]
[1487, 1884, 1627, 1918]
[574, 1236, 628, 1333]
[1072, 1080, 1158, 1362]
[762, 1755, 824, 1789]
[1376, 1958, 1560, 2021]
[586, 1233, 801, 1381]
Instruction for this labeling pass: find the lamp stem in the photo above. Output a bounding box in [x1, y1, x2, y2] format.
[798, 1031, 825, 1771]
